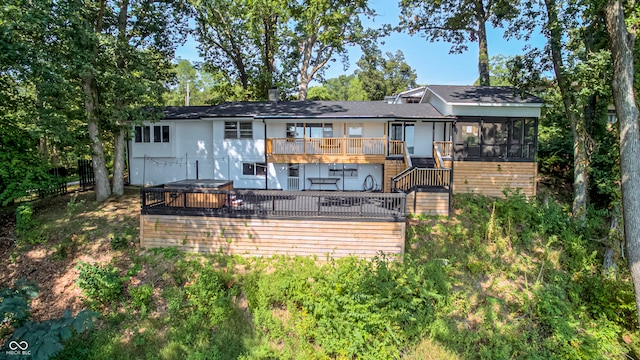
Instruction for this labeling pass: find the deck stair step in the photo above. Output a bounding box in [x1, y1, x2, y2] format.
[410, 157, 435, 168]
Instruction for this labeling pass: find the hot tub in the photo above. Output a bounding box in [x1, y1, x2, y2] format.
[163, 179, 233, 209]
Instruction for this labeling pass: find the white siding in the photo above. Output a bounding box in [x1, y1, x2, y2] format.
[414, 122, 433, 157]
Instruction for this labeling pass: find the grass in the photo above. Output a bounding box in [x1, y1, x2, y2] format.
[2, 188, 639, 359]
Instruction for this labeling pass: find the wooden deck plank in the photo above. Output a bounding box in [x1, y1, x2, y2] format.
[141, 215, 405, 259]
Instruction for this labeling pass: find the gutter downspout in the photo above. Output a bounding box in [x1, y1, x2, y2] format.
[263, 119, 268, 190]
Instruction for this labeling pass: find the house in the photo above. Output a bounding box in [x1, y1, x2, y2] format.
[130, 86, 542, 198]
[133, 86, 543, 258]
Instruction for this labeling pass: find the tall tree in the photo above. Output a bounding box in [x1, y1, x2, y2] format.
[399, 0, 518, 86]
[604, 0, 640, 325]
[108, 0, 188, 195]
[542, 0, 591, 220]
[289, 0, 377, 100]
[356, 49, 418, 100]
[192, 0, 288, 100]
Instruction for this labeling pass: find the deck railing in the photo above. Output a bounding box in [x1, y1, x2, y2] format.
[392, 168, 451, 193]
[141, 188, 406, 220]
[433, 141, 453, 158]
[388, 140, 404, 157]
[268, 137, 388, 156]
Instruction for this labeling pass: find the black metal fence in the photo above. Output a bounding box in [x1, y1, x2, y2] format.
[78, 159, 95, 190]
[141, 187, 406, 221]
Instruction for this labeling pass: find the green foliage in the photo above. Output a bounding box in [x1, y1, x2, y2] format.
[184, 265, 234, 328]
[1, 281, 97, 360]
[244, 255, 449, 359]
[110, 227, 136, 251]
[0, 280, 38, 329]
[75, 262, 124, 307]
[9, 309, 98, 360]
[424, 193, 637, 359]
[15, 204, 35, 236]
[150, 246, 181, 259]
[355, 49, 418, 100]
[129, 284, 154, 314]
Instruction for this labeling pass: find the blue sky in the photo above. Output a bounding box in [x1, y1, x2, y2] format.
[175, 0, 545, 86]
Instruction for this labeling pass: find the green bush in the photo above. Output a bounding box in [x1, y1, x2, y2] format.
[129, 284, 154, 314]
[75, 262, 124, 307]
[244, 255, 450, 359]
[184, 266, 233, 327]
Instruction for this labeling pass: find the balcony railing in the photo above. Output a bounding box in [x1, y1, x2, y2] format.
[141, 188, 406, 220]
[267, 137, 401, 157]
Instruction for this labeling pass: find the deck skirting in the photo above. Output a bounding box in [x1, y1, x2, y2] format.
[140, 215, 405, 259]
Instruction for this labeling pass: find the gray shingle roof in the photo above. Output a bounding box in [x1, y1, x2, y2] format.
[427, 85, 543, 104]
[162, 101, 447, 120]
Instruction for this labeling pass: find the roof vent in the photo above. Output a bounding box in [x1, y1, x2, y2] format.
[268, 87, 279, 102]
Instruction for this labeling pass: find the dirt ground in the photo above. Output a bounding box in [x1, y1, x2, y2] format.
[0, 188, 141, 323]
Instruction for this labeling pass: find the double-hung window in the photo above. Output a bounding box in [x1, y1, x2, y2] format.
[225, 121, 253, 139]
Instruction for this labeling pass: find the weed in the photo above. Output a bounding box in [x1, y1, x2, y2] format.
[75, 262, 124, 307]
[66, 194, 86, 216]
[129, 284, 154, 314]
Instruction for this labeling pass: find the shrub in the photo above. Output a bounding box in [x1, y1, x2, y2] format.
[75, 262, 124, 307]
[184, 266, 233, 327]
[129, 284, 154, 314]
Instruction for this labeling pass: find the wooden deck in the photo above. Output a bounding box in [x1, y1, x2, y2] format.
[266, 137, 393, 164]
[140, 188, 407, 259]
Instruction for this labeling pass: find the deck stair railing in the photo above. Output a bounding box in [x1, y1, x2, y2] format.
[391, 141, 453, 192]
[392, 168, 451, 193]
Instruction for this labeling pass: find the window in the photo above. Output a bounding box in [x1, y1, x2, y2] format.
[135, 126, 151, 143]
[153, 126, 170, 143]
[348, 123, 363, 138]
[286, 123, 333, 138]
[225, 121, 253, 139]
[329, 164, 358, 177]
[288, 163, 299, 177]
[135, 126, 142, 142]
[243, 162, 267, 176]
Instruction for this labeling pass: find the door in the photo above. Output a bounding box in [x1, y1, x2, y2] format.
[389, 122, 415, 155]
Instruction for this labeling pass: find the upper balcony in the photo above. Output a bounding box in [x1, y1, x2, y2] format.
[266, 137, 404, 163]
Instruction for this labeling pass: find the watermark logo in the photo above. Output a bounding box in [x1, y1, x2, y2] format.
[5, 340, 31, 356]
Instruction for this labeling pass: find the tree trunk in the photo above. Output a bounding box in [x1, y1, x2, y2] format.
[82, 75, 111, 202]
[112, 127, 126, 195]
[112, 0, 129, 196]
[543, 0, 589, 221]
[298, 36, 315, 100]
[604, 0, 640, 327]
[475, 0, 490, 86]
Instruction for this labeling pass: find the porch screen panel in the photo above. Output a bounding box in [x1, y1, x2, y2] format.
[454, 122, 480, 159]
[481, 121, 508, 158]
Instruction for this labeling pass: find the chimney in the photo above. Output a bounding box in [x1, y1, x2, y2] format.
[268, 87, 279, 102]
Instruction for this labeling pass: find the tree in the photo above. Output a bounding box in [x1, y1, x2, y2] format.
[603, 0, 640, 325]
[474, 54, 514, 85]
[0, 0, 86, 204]
[356, 49, 418, 100]
[289, 0, 378, 100]
[542, 0, 592, 220]
[164, 59, 201, 106]
[324, 75, 355, 100]
[192, 0, 289, 100]
[399, 0, 518, 86]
